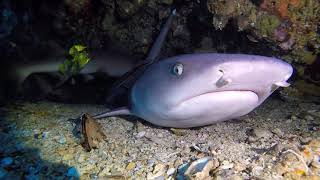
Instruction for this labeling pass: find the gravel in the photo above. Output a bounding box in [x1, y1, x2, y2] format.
[0, 98, 319, 179]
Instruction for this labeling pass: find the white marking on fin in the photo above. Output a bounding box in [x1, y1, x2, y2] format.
[274, 81, 290, 87]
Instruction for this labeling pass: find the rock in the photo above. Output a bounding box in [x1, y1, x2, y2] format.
[62, 154, 73, 161]
[126, 162, 136, 171]
[272, 128, 284, 137]
[66, 167, 80, 178]
[135, 131, 146, 138]
[170, 128, 187, 136]
[251, 166, 264, 176]
[1, 157, 13, 167]
[99, 175, 127, 180]
[234, 162, 246, 172]
[272, 140, 320, 178]
[177, 162, 189, 175]
[184, 156, 219, 179]
[147, 163, 167, 179]
[304, 115, 314, 121]
[166, 168, 175, 176]
[77, 153, 87, 163]
[57, 135, 66, 144]
[220, 160, 234, 170]
[247, 128, 273, 143]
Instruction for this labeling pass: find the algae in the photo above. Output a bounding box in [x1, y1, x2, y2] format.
[255, 14, 280, 38]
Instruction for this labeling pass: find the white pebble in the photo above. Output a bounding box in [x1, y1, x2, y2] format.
[166, 168, 175, 176]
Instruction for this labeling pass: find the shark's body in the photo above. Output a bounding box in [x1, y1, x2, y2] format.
[10, 50, 135, 87]
[93, 53, 293, 128]
[90, 9, 293, 128]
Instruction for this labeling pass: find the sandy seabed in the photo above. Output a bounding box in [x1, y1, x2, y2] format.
[0, 97, 319, 179]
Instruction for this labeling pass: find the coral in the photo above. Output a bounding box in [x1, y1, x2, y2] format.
[255, 14, 281, 38]
[260, 0, 301, 18]
[207, 0, 257, 30]
[207, 0, 320, 74]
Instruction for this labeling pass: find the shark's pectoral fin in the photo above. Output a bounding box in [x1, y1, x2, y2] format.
[92, 107, 132, 119]
[274, 81, 291, 87]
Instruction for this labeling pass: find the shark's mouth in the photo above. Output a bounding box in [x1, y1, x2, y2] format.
[167, 90, 259, 122]
[183, 89, 257, 103]
[173, 80, 290, 114]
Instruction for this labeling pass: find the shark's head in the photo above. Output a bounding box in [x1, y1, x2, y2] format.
[130, 53, 293, 127]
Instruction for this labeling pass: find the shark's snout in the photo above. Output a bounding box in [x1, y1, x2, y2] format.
[275, 60, 293, 87]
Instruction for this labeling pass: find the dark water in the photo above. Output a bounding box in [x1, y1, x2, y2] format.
[0, 0, 319, 179]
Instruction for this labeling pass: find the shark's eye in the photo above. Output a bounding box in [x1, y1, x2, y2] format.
[171, 63, 184, 76]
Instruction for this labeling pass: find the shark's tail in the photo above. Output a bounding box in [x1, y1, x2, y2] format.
[8, 56, 64, 87]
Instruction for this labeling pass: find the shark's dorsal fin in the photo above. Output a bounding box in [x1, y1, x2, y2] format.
[105, 9, 177, 103]
[146, 8, 176, 62]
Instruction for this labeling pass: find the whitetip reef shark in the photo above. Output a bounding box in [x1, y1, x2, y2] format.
[91, 9, 293, 128]
[93, 53, 293, 128]
[8, 9, 293, 128]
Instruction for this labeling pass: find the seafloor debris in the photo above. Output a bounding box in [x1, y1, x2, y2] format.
[183, 156, 219, 180]
[0, 100, 319, 179]
[80, 113, 106, 151]
[273, 139, 320, 179]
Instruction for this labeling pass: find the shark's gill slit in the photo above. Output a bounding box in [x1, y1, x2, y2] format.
[216, 69, 229, 88]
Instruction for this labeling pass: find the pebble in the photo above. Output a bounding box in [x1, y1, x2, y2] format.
[251, 166, 264, 176]
[77, 153, 87, 163]
[220, 161, 234, 170]
[1, 157, 13, 167]
[2, 97, 320, 179]
[153, 163, 166, 174]
[135, 131, 146, 138]
[63, 154, 73, 161]
[66, 167, 80, 178]
[234, 162, 246, 172]
[42, 131, 49, 139]
[304, 115, 314, 121]
[272, 128, 284, 137]
[291, 115, 298, 121]
[166, 168, 175, 176]
[170, 128, 187, 136]
[148, 163, 167, 179]
[126, 162, 136, 170]
[58, 135, 66, 144]
[248, 128, 272, 142]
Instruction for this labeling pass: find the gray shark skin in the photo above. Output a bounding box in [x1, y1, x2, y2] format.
[93, 53, 293, 128]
